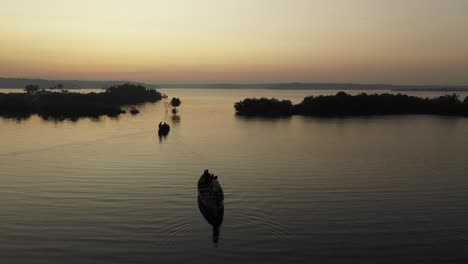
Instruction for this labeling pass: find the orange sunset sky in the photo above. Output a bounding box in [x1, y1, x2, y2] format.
[1, 0, 468, 84]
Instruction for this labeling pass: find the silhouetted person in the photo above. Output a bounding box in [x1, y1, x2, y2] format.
[201, 169, 212, 184]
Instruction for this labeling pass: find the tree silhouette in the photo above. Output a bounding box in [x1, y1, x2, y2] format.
[171, 97, 181, 107]
[24, 84, 40, 95]
[170, 97, 181, 113]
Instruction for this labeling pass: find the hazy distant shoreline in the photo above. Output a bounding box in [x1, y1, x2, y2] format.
[0, 78, 159, 90]
[159, 83, 468, 91]
[1, 77, 468, 92]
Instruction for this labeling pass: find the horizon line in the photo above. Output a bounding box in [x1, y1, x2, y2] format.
[1, 76, 468, 88]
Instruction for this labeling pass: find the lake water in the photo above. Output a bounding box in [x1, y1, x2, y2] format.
[1, 88, 468, 263]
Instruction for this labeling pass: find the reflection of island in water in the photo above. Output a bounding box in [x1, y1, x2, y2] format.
[197, 170, 224, 245]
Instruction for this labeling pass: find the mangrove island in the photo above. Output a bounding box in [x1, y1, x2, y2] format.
[234, 92, 468, 117]
[0, 83, 164, 120]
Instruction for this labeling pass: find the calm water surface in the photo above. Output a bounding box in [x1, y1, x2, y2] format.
[1, 88, 468, 263]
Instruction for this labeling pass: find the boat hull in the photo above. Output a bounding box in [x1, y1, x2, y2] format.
[197, 174, 224, 227]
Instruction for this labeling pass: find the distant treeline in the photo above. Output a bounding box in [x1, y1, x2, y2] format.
[0, 84, 164, 120]
[267, 83, 468, 91]
[391, 87, 468, 92]
[234, 92, 468, 117]
[2, 78, 467, 91]
[0, 77, 159, 89]
[159, 82, 468, 91]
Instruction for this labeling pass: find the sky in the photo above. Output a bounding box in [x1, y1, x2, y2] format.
[1, 0, 468, 85]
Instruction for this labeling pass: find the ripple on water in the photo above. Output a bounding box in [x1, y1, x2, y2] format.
[157, 217, 193, 250]
[231, 209, 286, 239]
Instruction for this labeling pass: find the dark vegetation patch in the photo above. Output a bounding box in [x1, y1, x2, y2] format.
[234, 92, 468, 117]
[0, 83, 164, 121]
[234, 98, 293, 117]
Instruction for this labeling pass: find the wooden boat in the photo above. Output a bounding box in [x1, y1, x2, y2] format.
[198, 170, 224, 205]
[158, 122, 170, 136]
[197, 170, 224, 243]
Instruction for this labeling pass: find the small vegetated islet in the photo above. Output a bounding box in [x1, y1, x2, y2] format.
[0, 83, 164, 120]
[234, 92, 468, 117]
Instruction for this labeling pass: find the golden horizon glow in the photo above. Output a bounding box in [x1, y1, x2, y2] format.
[1, 0, 468, 84]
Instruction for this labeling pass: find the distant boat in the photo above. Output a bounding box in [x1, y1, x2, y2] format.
[158, 122, 170, 136]
[197, 170, 224, 244]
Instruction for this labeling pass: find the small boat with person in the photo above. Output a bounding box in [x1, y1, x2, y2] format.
[198, 169, 224, 206]
[158, 121, 170, 136]
[197, 169, 224, 244]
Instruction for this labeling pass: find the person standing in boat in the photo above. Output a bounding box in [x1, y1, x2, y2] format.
[201, 169, 213, 184]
